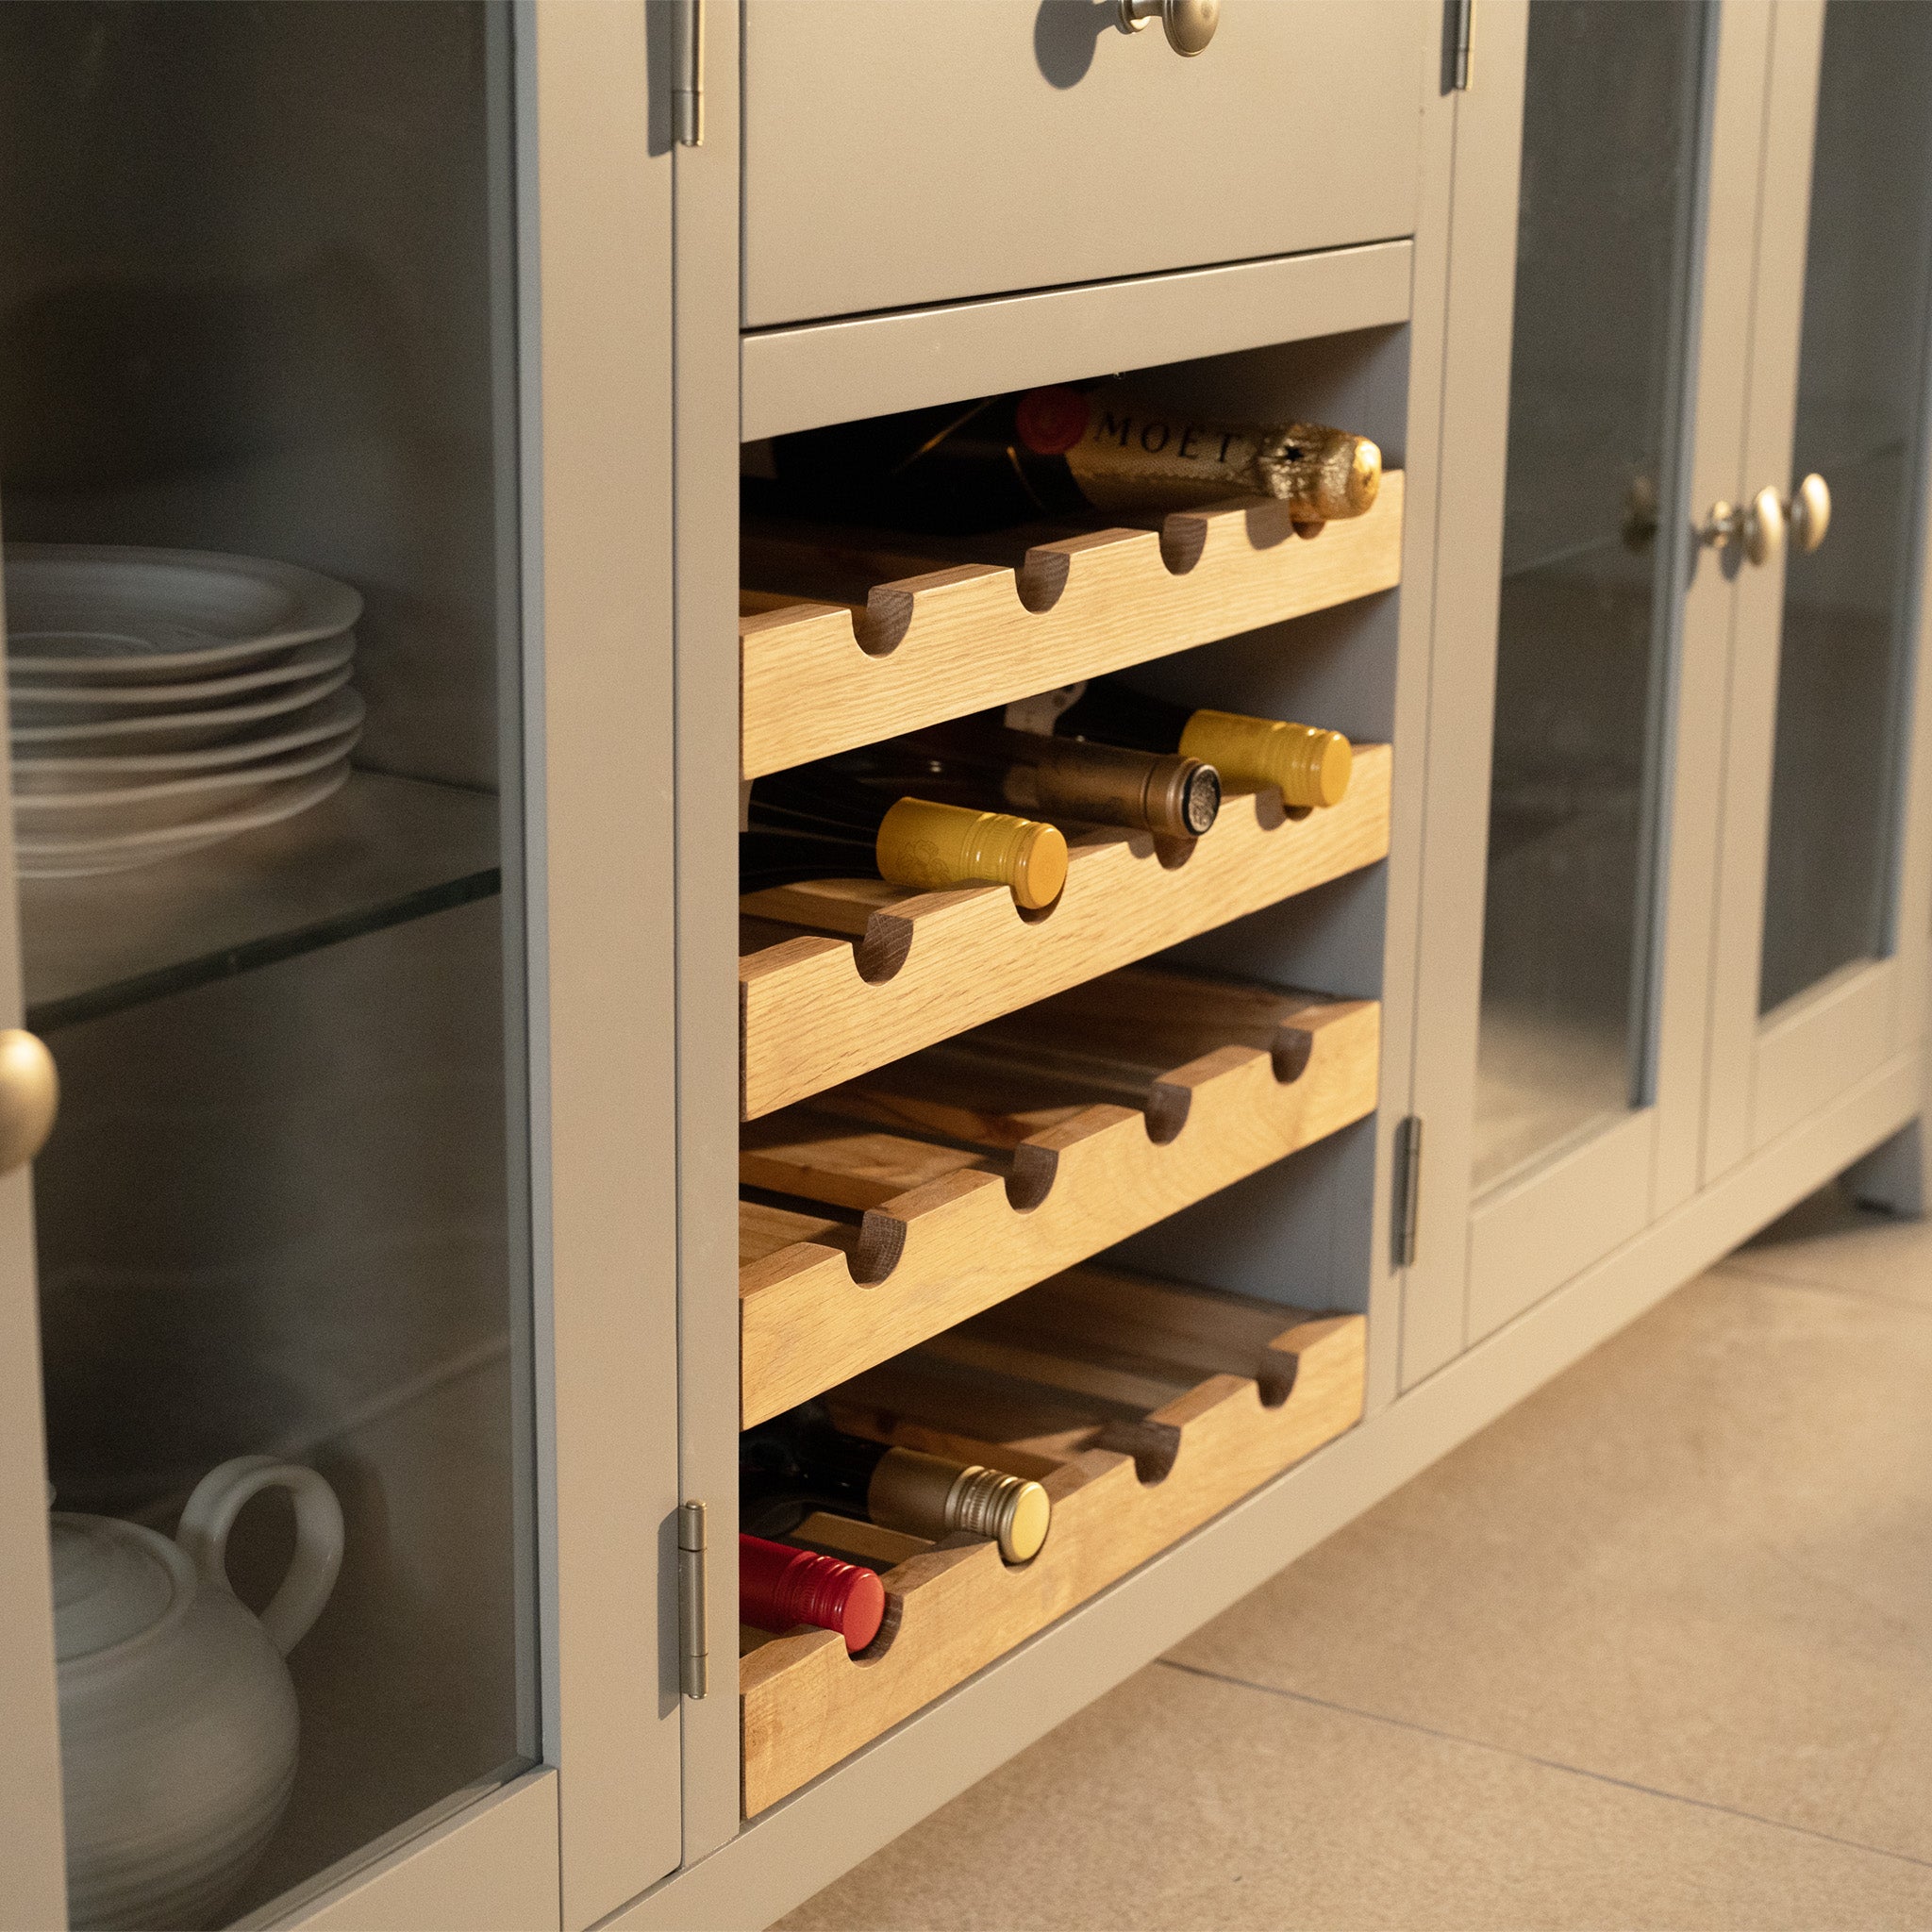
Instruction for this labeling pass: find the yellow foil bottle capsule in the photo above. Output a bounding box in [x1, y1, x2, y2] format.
[1176, 710, 1353, 810]
[874, 796, 1069, 908]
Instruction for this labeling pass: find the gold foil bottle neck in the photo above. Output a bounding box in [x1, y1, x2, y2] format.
[1255, 425, 1381, 520]
[1058, 385, 1380, 522]
[868, 1447, 1052, 1563]
[1176, 711, 1354, 809]
[874, 798, 1068, 908]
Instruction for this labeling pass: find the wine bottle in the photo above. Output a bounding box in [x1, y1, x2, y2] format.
[744, 764, 1068, 908]
[741, 1403, 1051, 1564]
[828, 722, 1221, 841]
[746, 382, 1381, 537]
[740, 1533, 885, 1654]
[1015, 680, 1353, 812]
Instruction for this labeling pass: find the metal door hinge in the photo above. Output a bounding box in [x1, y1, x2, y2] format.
[1392, 1116, 1424, 1269]
[1443, 0, 1474, 92]
[671, 0, 704, 146]
[677, 1501, 708, 1699]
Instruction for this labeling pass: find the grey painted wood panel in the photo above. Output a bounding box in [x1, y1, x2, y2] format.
[741, 241, 1413, 441]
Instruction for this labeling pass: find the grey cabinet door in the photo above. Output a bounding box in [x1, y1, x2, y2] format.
[1705, 0, 1932, 1170]
[1404, 0, 1774, 1377]
[742, 0, 1428, 328]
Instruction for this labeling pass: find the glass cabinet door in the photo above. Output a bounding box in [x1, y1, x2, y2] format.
[1707, 0, 1932, 1164]
[0, 6, 559, 1922]
[1406, 0, 1778, 1375]
[1473, 0, 1709, 1197]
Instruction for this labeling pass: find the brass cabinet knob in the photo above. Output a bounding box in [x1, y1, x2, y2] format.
[1742, 483, 1786, 567]
[1698, 485, 1786, 567]
[1117, 0, 1220, 56]
[0, 1029, 57, 1175]
[1787, 472, 1831, 553]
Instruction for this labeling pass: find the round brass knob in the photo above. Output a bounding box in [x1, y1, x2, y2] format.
[1788, 472, 1831, 553]
[0, 1029, 57, 1175]
[1742, 484, 1786, 567]
[1117, 0, 1220, 56]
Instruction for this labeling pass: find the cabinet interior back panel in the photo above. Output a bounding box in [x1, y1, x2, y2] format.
[741, 0, 1426, 328]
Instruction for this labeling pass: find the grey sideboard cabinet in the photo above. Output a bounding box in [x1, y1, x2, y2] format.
[2, 6, 1930, 1932]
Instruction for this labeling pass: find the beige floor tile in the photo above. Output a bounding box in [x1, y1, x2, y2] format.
[1168, 1261, 1932, 1858]
[1718, 1182, 1932, 1308]
[774, 1663, 1932, 1932]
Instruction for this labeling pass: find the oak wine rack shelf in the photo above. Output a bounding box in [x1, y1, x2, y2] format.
[739, 474, 1404, 778]
[740, 742, 1390, 1119]
[738, 973, 1378, 1426]
[739, 1267, 1366, 1814]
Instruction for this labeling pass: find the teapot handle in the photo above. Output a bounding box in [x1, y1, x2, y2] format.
[177, 1456, 345, 1657]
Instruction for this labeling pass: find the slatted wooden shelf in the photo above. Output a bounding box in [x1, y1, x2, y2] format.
[738, 973, 1378, 1426]
[739, 741, 1390, 1119]
[739, 473, 1404, 779]
[739, 1267, 1366, 1815]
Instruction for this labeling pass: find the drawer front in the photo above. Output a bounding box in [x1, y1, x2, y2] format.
[743, 0, 1429, 327]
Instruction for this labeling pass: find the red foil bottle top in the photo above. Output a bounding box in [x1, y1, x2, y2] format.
[1015, 385, 1091, 457]
[740, 1533, 886, 1655]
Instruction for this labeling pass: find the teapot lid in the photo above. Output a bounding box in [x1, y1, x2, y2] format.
[49, 1512, 186, 1661]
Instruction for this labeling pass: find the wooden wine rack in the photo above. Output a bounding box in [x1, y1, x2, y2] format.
[738, 980, 1378, 1427]
[740, 741, 1390, 1119]
[740, 475, 1404, 778]
[739, 1267, 1366, 1815]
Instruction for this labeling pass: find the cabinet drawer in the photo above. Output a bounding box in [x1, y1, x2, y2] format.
[742, 0, 1429, 327]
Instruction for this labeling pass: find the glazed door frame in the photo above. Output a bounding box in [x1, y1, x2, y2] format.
[1403, 0, 1777, 1383]
[0, 5, 686, 1926]
[1704, 0, 1932, 1175]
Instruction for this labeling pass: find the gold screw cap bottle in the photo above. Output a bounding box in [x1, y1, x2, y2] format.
[1176, 711, 1353, 809]
[874, 798, 1069, 908]
[867, 1446, 1052, 1563]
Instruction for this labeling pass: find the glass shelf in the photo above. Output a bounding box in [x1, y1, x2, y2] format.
[22, 770, 502, 1033]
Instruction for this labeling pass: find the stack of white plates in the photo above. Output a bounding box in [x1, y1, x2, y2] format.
[6, 545, 364, 878]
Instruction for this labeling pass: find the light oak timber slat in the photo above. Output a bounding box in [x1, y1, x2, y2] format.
[738, 995, 1377, 1425]
[737, 1198, 851, 1267]
[739, 475, 1404, 778]
[739, 1273, 1366, 1814]
[739, 741, 1391, 1119]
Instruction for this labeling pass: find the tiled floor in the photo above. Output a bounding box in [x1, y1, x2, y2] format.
[775, 1186, 1932, 1931]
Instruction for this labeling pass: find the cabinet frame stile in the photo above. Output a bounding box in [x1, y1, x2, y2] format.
[672, 0, 749, 1873]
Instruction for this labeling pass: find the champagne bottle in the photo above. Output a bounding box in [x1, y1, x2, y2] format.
[1015, 680, 1353, 812]
[740, 1533, 885, 1654]
[741, 1402, 1052, 1564]
[746, 382, 1381, 537]
[744, 765, 1068, 907]
[828, 721, 1221, 840]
